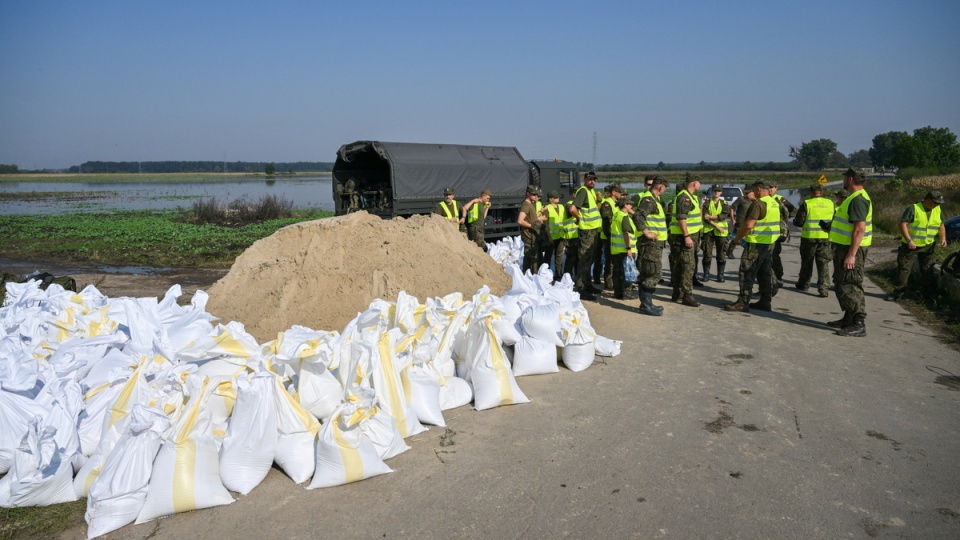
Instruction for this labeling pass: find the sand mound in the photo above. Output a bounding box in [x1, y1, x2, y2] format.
[205, 212, 511, 342]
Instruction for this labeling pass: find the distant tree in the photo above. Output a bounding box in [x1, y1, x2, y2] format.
[869, 131, 908, 168]
[789, 139, 838, 170]
[265, 162, 276, 175]
[0, 163, 19, 174]
[698, 160, 706, 171]
[847, 149, 872, 168]
[828, 151, 847, 168]
[890, 126, 960, 170]
[656, 161, 665, 171]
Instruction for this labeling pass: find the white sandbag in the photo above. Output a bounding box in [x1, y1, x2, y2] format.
[308, 398, 393, 489]
[402, 363, 445, 426]
[272, 377, 320, 484]
[559, 314, 598, 372]
[561, 342, 596, 372]
[519, 302, 564, 347]
[462, 291, 530, 411]
[438, 376, 473, 411]
[595, 335, 622, 357]
[366, 328, 426, 438]
[512, 336, 560, 376]
[359, 410, 410, 461]
[281, 328, 344, 422]
[0, 389, 48, 474]
[0, 417, 77, 508]
[85, 405, 169, 539]
[136, 377, 234, 524]
[219, 372, 278, 495]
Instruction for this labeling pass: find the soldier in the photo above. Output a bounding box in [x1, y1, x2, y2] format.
[701, 184, 730, 282]
[610, 197, 637, 300]
[667, 174, 703, 307]
[727, 188, 753, 259]
[518, 185, 547, 274]
[724, 181, 780, 312]
[889, 190, 947, 301]
[462, 188, 492, 251]
[793, 184, 835, 297]
[562, 196, 580, 281]
[435, 187, 464, 231]
[634, 176, 669, 316]
[541, 191, 569, 281]
[769, 182, 796, 292]
[597, 183, 623, 290]
[568, 171, 602, 300]
[827, 168, 872, 337]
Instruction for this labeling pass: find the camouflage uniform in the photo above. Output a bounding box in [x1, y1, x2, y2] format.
[736, 243, 774, 305]
[667, 189, 702, 299]
[833, 244, 868, 317]
[520, 198, 541, 273]
[634, 195, 665, 292]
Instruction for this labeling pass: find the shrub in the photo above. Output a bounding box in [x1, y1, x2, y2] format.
[189, 195, 293, 225]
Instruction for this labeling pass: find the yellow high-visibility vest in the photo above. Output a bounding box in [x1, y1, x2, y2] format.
[747, 196, 780, 244]
[829, 190, 873, 247]
[801, 197, 835, 240]
[668, 190, 703, 235]
[904, 202, 942, 247]
[610, 209, 637, 254]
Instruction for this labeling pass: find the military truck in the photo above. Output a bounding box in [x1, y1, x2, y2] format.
[332, 141, 581, 240]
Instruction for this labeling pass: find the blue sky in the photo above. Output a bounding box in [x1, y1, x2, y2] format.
[1, 0, 958, 169]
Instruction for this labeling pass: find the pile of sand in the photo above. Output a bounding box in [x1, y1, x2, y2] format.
[205, 212, 511, 342]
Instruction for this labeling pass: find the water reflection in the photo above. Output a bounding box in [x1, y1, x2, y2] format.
[0, 175, 335, 215]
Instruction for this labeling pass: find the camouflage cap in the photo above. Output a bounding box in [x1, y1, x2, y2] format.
[443, 187, 455, 195]
[481, 188, 492, 196]
[843, 167, 866, 181]
[809, 184, 823, 192]
[616, 196, 633, 208]
[585, 171, 597, 179]
[547, 191, 560, 199]
[526, 184, 542, 196]
[711, 184, 723, 192]
[925, 190, 946, 204]
[651, 176, 669, 186]
[751, 180, 772, 190]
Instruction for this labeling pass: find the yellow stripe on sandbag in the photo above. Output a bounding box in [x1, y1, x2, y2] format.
[170, 377, 207, 514]
[333, 422, 364, 484]
[108, 358, 147, 428]
[211, 330, 252, 357]
[485, 318, 514, 405]
[277, 379, 321, 437]
[215, 380, 237, 416]
[378, 332, 408, 437]
[82, 462, 105, 496]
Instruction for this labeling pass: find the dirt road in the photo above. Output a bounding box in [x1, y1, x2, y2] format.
[51, 238, 960, 539]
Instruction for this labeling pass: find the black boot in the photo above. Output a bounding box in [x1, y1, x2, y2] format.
[639, 290, 664, 316]
[671, 286, 681, 302]
[702, 262, 711, 283]
[749, 297, 772, 311]
[836, 316, 866, 337]
[826, 312, 853, 328]
[716, 262, 726, 283]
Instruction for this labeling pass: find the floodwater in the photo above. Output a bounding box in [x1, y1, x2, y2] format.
[0, 175, 336, 215]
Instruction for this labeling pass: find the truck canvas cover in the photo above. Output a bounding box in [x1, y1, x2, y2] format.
[337, 141, 530, 200]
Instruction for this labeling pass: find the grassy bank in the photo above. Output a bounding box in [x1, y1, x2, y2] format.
[0, 209, 333, 268]
[0, 172, 331, 184]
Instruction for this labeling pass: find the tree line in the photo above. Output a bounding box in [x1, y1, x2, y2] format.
[63, 161, 334, 174]
[789, 125, 959, 173]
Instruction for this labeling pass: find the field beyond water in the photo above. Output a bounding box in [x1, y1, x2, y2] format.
[0, 172, 329, 184]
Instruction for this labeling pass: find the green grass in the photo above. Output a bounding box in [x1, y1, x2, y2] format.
[0, 208, 333, 267]
[0, 500, 87, 540]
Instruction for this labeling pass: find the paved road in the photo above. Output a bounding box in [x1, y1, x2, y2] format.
[65, 238, 960, 539]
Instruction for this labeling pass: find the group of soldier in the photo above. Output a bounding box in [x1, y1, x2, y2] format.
[436, 168, 949, 339]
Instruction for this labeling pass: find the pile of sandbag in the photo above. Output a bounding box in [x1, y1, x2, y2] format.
[0, 237, 619, 539]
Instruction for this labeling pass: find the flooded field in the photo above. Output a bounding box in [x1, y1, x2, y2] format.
[0, 174, 335, 214]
